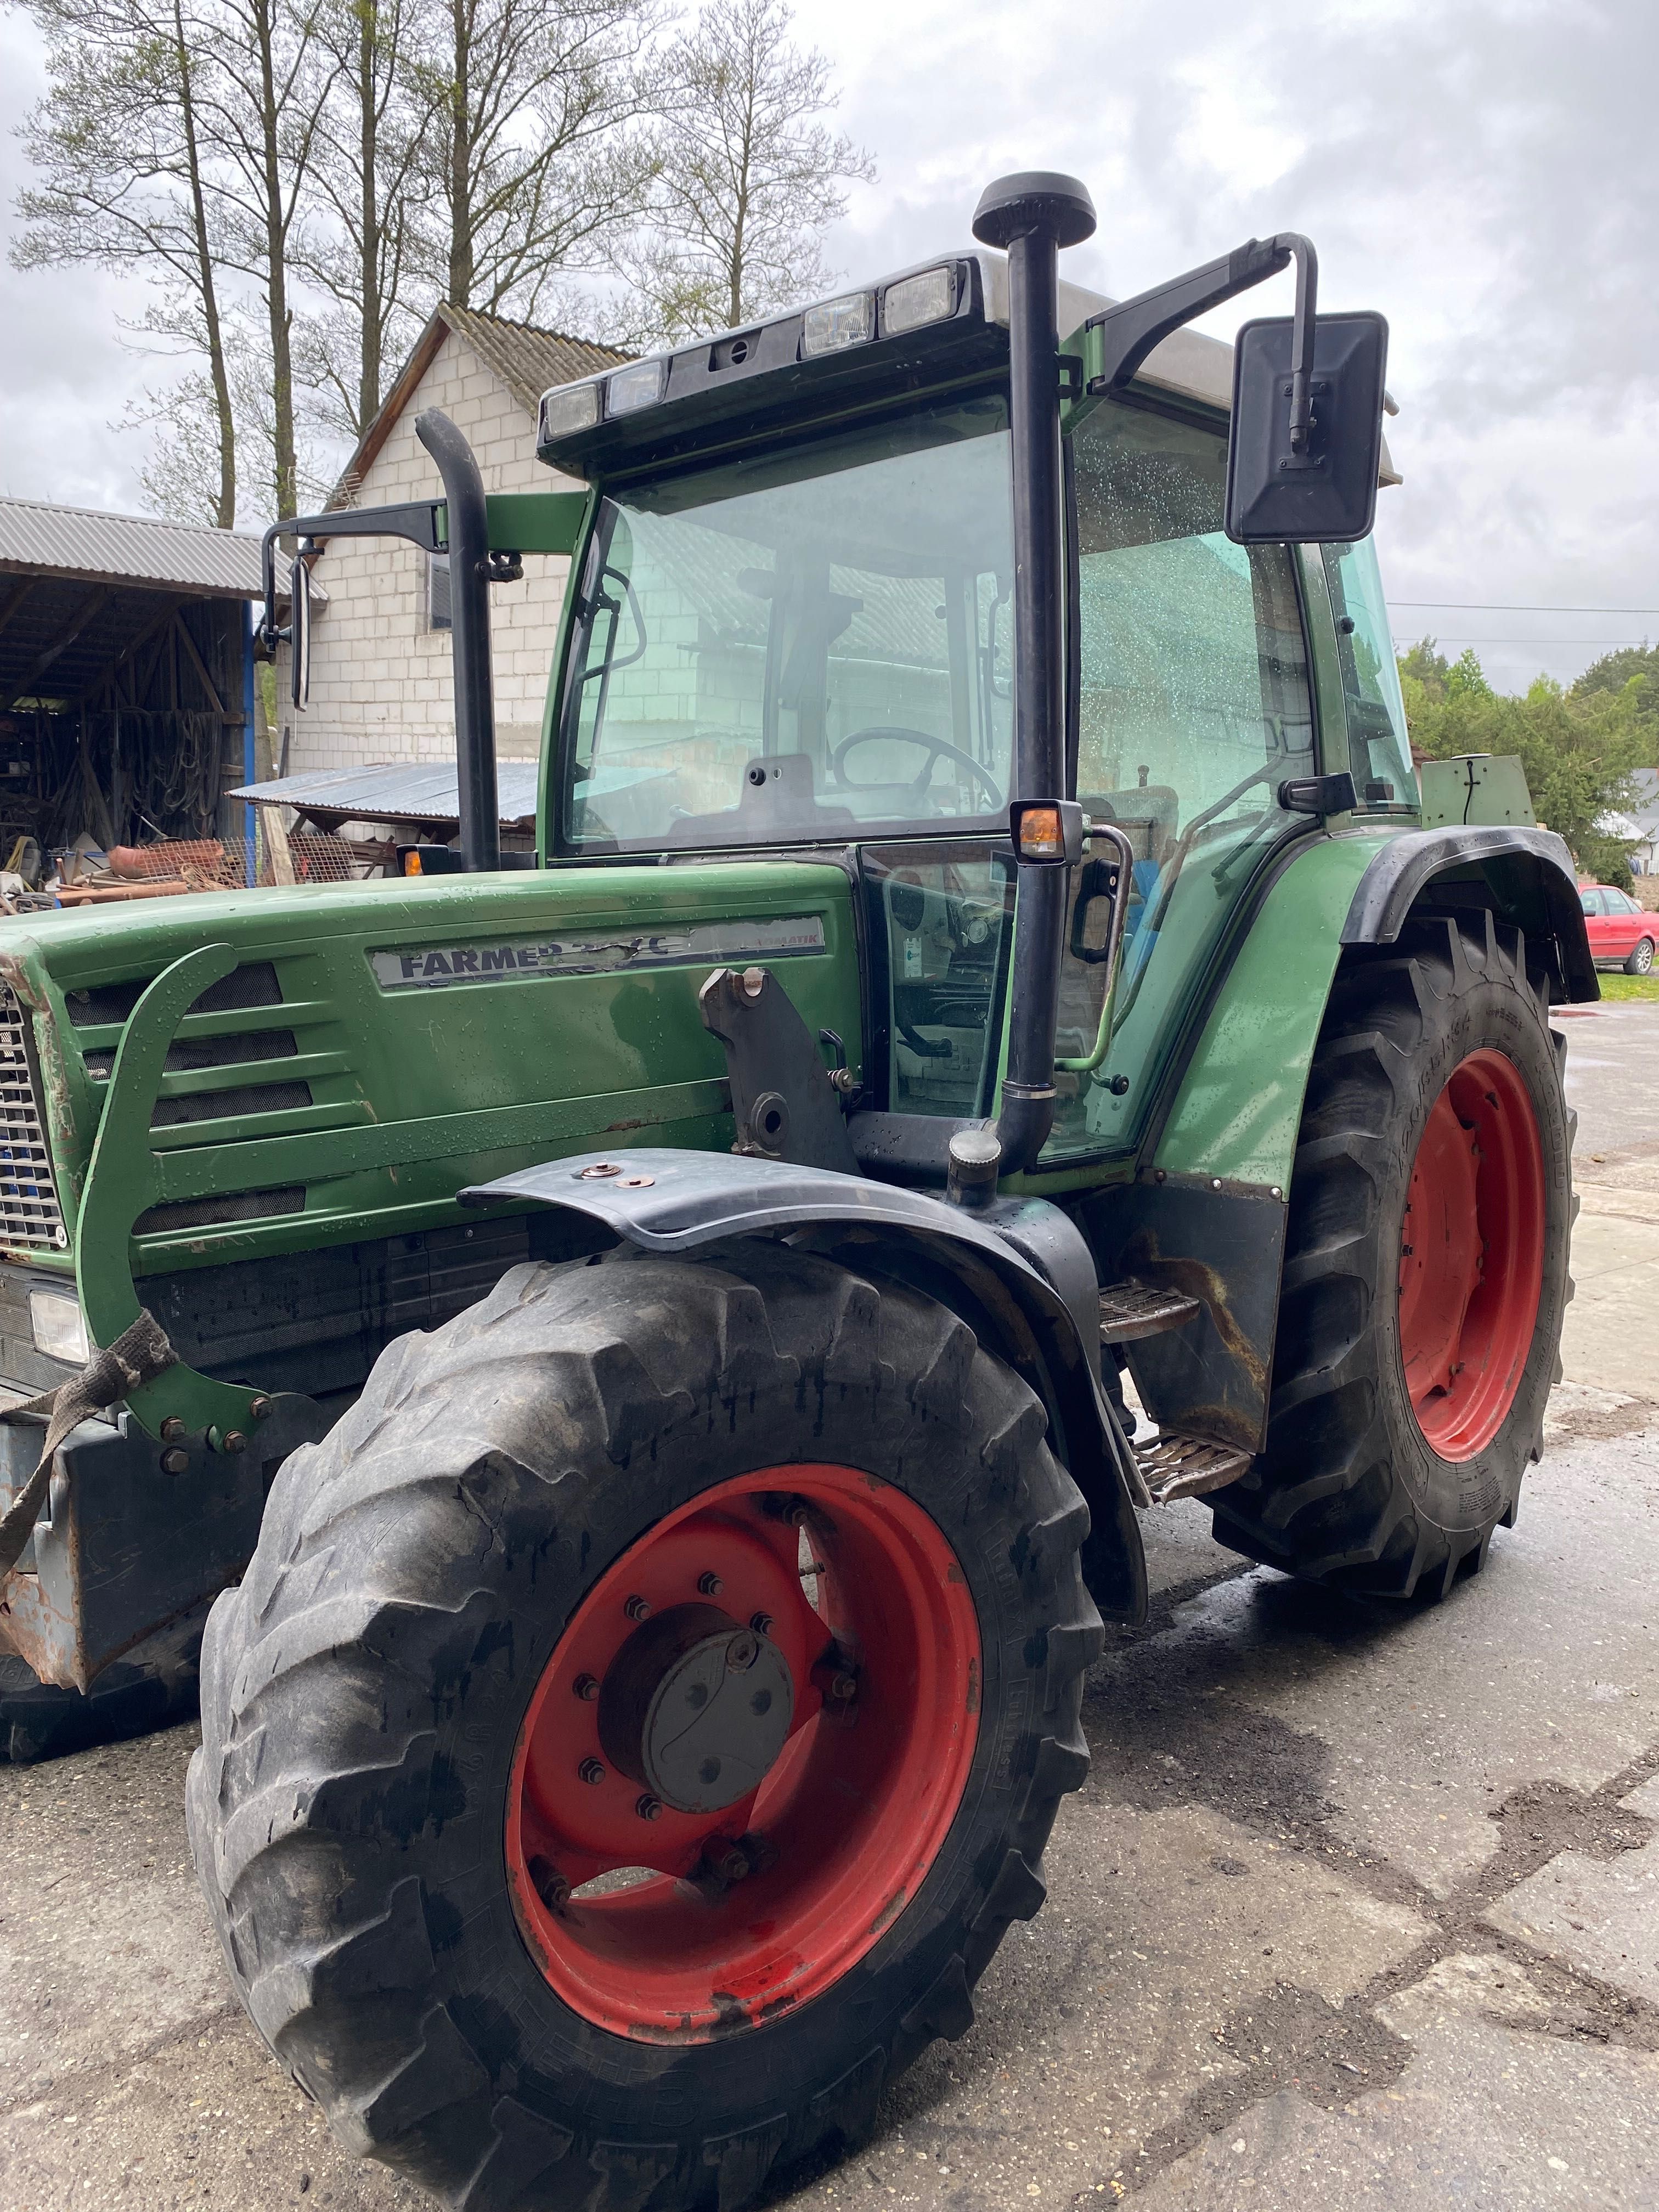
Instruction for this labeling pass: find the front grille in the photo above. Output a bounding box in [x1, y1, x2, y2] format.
[83, 1024, 312, 1128]
[63, 961, 284, 1028]
[0, 985, 65, 1249]
[136, 1187, 306, 1234]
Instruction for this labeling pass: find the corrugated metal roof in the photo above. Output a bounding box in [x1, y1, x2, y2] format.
[230, 760, 540, 827]
[442, 306, 625, 419]
[329, 306, 629, 507]
[0, 498, 263, 597]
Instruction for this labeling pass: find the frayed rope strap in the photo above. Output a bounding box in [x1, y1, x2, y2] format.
[0, 1313, 178, 1582]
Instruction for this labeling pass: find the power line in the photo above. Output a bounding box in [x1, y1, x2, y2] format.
[1391, 600, 1659, 616]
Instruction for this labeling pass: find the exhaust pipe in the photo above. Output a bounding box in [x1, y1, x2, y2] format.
[416, 410, 500, 872]
[972, 171, 1097, 1175]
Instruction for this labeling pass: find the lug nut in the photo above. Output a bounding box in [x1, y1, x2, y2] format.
[709, 1836, 751, 1882]
[749, 1611, 774, 1637]
[572, 1673, 600, 1701]
[527, 1854, 570, 1911]
[725, 1632, 759, 1672]
[160, 1417, 185, 1442]
[625, 1594, 652, 1622]
[635, 1793, 663, 1821]
[160, 1447, 189, 1475]
[786, 1500, 812, 1529]
[579, 1758, 605, 1786]
[830, 1671, 859, 1703]
[697, 1570, 724, 1596]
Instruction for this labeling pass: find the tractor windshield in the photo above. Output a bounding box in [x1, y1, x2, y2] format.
[557, 395, 1014, 852]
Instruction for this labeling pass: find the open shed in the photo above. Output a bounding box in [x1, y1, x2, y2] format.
[0, 498, 263, 867]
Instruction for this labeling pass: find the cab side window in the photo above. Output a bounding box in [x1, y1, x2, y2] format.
[1322, 538, 1415, 809]
[1043, 397, 1316, 1159]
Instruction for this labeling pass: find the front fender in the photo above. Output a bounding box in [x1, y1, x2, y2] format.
[462, 1147, 1148, 1623]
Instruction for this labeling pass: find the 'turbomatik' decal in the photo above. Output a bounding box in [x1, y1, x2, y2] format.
[368, 913, 827, 990]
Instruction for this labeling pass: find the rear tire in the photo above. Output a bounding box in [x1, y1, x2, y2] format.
[1209, 909, 1573, 1598]
[1624, 934, 1654, 975]
[187, 1239, 1099, 2210]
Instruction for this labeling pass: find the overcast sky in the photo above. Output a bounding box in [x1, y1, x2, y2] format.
[2, 0, 1655, 691]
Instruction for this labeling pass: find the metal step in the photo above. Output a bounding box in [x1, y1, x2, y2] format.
[1098, 1280, 1201, 1343]
[1136, 1430, 1254, 1506]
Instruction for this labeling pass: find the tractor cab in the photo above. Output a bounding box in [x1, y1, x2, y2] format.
[528, 204, 1408, 1183]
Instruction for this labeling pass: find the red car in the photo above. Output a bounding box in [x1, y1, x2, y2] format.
[1579, 882, 1659, 973]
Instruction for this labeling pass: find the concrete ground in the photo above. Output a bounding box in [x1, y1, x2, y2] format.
[5, 1006, 1659, 2211]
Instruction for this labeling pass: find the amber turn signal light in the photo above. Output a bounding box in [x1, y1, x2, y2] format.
[1018, 805, 1064, 857]
[1009, 798, 1085, 866]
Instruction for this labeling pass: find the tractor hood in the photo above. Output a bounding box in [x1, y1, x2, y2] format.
[0, 862, 860, 1283]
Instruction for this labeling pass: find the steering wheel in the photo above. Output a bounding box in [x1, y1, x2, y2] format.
[829, 726, 1004, 809]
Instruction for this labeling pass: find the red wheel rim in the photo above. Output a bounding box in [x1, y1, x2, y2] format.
[1397, 1047, 1544, 1460]
[505, 1466, 981, 2042]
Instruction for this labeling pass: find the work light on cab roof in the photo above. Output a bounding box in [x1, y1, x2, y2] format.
[534, 259, 973, 471]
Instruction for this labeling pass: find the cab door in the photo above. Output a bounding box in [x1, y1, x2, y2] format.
[1038, 390, 1320, 1164]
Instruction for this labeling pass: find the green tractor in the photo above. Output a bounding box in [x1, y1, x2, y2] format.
[0, 172, 1586, 2208]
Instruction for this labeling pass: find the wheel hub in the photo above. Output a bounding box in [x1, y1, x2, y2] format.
[1397, 1047, 1545, 1460]
[504, 1465, 981, 2042]
[597, 1604, 795, 1814]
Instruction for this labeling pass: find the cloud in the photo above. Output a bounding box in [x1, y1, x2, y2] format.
[0, 17, 159, 510]
[3, 0, 1654, 680]
[791, 0, 1659, 682]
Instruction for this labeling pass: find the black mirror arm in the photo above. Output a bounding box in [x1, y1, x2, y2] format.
[1277, 232, 1319, 454]
[257, 500, 445, 654]
[1087, 231, 1318, 437]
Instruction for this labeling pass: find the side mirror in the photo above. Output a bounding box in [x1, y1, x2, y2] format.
[1226, 310, 1389, 544]
[289, 546, 313, 710]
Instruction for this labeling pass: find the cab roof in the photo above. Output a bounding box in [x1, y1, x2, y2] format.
[536, 247, 1400, 488]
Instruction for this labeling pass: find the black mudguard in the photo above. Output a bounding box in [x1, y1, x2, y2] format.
[464, 1147, 1148, 1624]
[1341, 824, 1598, 1002]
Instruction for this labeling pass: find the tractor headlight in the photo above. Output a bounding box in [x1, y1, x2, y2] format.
[29, 1287, 89, 1366]
[883, 266, 957, 336]
[606, 359, 667, 416]
[538, 380, 601, 443]
[802, 291, 873, 356]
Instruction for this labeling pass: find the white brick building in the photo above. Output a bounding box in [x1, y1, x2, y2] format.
[276, 306, 623, 777]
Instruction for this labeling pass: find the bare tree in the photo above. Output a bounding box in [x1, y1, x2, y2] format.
[296, 0, 438, 439]
[616, 0, 873, 346]
[13, 0, 240, 525]
[417, 0, 663, 319]
[191, 0, 338, 517]
[121, 319, 336, 521]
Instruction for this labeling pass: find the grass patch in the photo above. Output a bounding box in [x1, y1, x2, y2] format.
[1592, 972, 1659, 1003]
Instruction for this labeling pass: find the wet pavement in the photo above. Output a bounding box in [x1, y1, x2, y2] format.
[3, 1004, 1658, 2211]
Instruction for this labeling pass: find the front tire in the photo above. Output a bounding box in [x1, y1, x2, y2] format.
[1210, 908, 1573, 1598]
[187, 1240, 1099, 2210]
